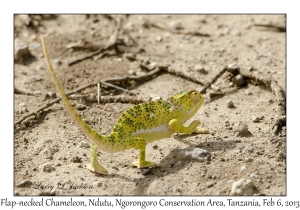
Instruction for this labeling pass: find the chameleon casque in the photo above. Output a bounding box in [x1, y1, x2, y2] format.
[40, 35, 209, 174]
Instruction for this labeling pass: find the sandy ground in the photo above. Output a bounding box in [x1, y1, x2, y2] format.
[14, 14, 286, 196]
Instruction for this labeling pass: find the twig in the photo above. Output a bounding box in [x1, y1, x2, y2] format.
[14, 83, 96, 126]
[68, 17, 122, 66]
[201, 65, 286, 134]
[238, 67, 286, 134]
[166, 67, 206, 86]
[142, 19, 210, 37]
[103, 65, 166, 83]
[200, 67, 230, 94]
[14, 87, 35, 95]
[254, 23, 286, 32]
[97, 82, 100, 104]
[83, 94, 150, 104]
[100, 81, 135, 96]
[68, 94, 150, 104]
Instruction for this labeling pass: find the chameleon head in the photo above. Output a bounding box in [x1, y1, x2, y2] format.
[168, 90, 205, 117]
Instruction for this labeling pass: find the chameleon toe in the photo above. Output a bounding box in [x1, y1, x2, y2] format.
[87, 163, 108, 175]
[131, 160, 157, 169]
[194, 127, 210, 134]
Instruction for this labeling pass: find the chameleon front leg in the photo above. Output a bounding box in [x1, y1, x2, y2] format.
[169, 119, 209, 134]
[87, 142, 108, 174]
[130, 138, 157, 169]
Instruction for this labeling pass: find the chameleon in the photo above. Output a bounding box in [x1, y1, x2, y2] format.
[40, 35, 209, 174]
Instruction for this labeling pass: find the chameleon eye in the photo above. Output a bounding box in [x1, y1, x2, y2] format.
[191, 91, 197, 96]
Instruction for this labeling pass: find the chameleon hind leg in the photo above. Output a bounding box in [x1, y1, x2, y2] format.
[169, 119, 209, 134]
[131, 138, 157, 169]
[87, 142, 108, 174]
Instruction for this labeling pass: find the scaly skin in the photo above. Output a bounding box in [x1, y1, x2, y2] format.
[40, 35, 209, 174]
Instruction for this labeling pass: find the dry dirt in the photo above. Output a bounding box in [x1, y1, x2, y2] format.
[14, 14, 286, 196]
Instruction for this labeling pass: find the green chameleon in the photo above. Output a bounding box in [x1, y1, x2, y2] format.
[40, 35, 209, 174]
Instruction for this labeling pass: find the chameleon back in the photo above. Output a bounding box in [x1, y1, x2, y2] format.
[112, 100, 181, 142]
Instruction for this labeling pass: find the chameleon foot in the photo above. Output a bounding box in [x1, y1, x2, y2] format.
[87, 162, 108, 175]
[194, 127, 210, 134]
[132, 160, 157, 169]
[88, 142, 108, 174]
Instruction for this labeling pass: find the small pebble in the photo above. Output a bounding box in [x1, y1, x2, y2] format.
[76, 104, 86, 110]
[233, 122, 249, 136]
[54, 162, 61, 167]
[171, 21, 184, 30]
[72, 156, 82, 163]
[184, 35, 191, 41]
[128, 69, 136, 75]
[79, 140, 90, 148]
[250, 173, 258, 179]
[240, 165, 247, 171]
[142, 58, 150, 65]
[251, 116, 260, 123]
[206, 181, 215, 188]
[246, 147, 254, 153]
[141, 169, 151, 175]
[230, 179, 256, 195]
[194, 65, 208, 74]
[151, 96, 161, 101]
[42, 164, 55, 173]
[233, 30, 241, 36]
[173, 188, 181, 193]
[233, 74, 245, 86]
[178, 147, 211, 163]
[156, 36, 162, 42]
[123, 53, 136, 61]
[152, 144, 158, 149]
[19, 102, 26, 107]
[244, 157, 254, 163]
[245, 90, 253, 95]
[53, 58, 62, 66]
[149, 62, 156, 69]
[226, 99, 234, 108]
[112, 166, 119, 170]
[256, 53, 264, 60]
[14, 39, 32, 63]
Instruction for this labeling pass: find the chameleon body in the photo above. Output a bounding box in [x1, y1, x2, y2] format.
[40, 35, 209, 174]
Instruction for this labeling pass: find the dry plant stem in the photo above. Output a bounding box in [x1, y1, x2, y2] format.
[14, 83, 96, 126]
[104, 65, 165, 83]
[238, 68, 286, 134]
[14, 87, 35, 95]
[254, 23, 286, 32]
[199, 67, 232, 94]
[142, 19, 210, 37]
[83, 95, 150, 104]
[199, 66, 286, 134]
[68, 17, 122, 66]
[100, 81, 133, 95]
[167, 67, 206, 86]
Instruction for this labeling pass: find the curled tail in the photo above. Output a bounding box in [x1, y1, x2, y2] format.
[40, 35, 105, 148]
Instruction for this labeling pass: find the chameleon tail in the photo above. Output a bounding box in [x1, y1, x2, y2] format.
[40, 35, 105, 148]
